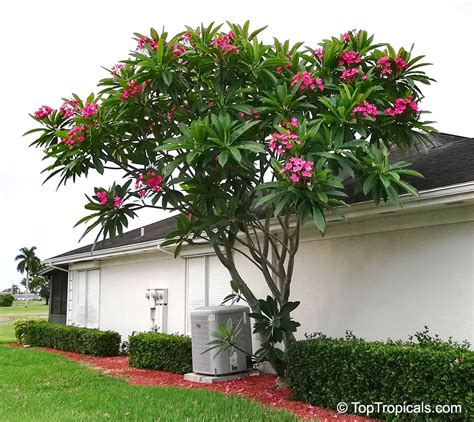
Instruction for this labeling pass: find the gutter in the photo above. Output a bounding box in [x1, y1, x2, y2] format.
[45, 181, 474, 266]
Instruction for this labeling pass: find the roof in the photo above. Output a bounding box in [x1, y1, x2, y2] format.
[51, 132, 473, 260]
[52, 215, 178, 259]
[388, 132, 473, 191]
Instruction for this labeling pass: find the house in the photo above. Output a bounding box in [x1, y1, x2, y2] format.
[43, 133, 474, 347]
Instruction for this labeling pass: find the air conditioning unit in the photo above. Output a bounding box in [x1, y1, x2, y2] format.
[190, 305, 253, 376]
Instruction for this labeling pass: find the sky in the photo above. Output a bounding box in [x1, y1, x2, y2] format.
[0, 0, 472, 290]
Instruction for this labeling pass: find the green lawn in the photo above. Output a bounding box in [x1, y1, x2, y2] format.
[0, 345, 299, 421]
[0, 301, 48, 343]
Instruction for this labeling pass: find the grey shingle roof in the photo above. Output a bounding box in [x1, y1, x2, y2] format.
[51, 215, 178, 259]
[390, 132, 473, 191]
[51, 132, 472, 260]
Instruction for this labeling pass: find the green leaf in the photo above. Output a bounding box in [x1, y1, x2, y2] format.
[162, 71, 173, 86]
[363, 174, 376, 195]
[237, 142, 265, 153]
[218, 151, 229, 167]
[255, 191, 282, 208]
[256, 181, 281, 190]
[229, 146, 242, 163]
[312, 205, 326, 234]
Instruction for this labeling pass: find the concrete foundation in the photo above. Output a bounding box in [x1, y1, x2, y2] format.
[183, 371, 256, 384]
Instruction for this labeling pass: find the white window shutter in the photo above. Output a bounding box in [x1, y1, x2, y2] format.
[70, 271, 79, 325]
[186, 257, 206, 334]
[77, 271, 87, 326]
[86, 270, 100, 328]
[207, 255, 231, 306]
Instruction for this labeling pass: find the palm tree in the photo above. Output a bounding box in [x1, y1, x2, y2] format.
[15, 246, 41, 307]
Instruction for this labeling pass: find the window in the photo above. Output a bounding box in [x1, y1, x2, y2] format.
[70, 269, 100, 329]
[185, 255, 231, 334]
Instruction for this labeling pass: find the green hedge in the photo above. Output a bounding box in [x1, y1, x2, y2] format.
[129, 332, 192, 374]
[286, 339, 473, 421]
[0, 293, 14, 307]
[14, 320, 121, 357]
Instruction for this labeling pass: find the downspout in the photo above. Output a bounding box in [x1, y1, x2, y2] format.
[156, 244, 175, 256]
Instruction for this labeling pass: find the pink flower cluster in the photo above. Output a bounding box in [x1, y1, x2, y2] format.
[135, 171, 164, 197]
[59, 100, 99, 119]
[167, 104, 192, 121]
[314, 48, 324, 61]
[376, 56, 407, 76]
[181, 32, 191, 43]
[34, 105, 53, 119]
[338, 49, 362, 83]
[62, 123, 86, 146]
[384, 97, 419, 116]
[81, 103, 99, 118]
[97, 191, 108, 205]
[352, 101, 378, 118]
[340, 67, 359, 82]
[114, 196, 123, 207]
[111, 63, 124, 80]
[269, 118, 300, 154]
[210, 32, 239, 54]
[97, 191, 123, 208]
[239, 108, 261, 120]
[280, 157, 314, 184]
[59, 100, 79, 118]
[341, 29, 357, 42]
[339, 50, 361, 67]
[291, 72, 324, 92]
[171, 44, 186, 58]
[120, 80, 147, 100]
[137, 36, 158, 50]
[269, 132, 300, 154]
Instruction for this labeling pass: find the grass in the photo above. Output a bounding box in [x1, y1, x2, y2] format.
[0, 345, 299, 421]
[0, 301, 48, 343]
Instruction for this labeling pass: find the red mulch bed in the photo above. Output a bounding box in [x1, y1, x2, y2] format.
[11, 344, 380, 421]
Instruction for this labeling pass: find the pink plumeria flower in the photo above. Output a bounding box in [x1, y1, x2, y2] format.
[113, 196, 123, 208]
[34, 105, 54, 119]
[81, 103, 99, 118]
[97, 191, 108, 205]
[352, 101, 378, 118]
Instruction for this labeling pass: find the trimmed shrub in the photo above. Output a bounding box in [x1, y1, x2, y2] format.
[286, 337, 474, 421]
[0, 293, 14, 307]
[129, 332, 192, 374]
[14, 319, 120, 357]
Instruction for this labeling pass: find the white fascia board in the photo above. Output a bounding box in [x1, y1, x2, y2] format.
[329, 181, 474, 221]
[46, 182, 474, 265]
[46, 239, 162, 266]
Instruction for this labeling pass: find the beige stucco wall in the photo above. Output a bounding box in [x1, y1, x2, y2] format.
[68, 204, 474, 346]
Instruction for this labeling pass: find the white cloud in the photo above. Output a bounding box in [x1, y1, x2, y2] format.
[0, 0, 472, 289]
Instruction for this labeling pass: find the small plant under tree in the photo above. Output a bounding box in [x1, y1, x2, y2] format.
[26, 22, 434, 374]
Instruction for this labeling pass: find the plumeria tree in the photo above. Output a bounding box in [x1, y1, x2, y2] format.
[27, 22, 434, 368]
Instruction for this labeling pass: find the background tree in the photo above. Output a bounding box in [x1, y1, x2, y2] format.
[2, 284, 21, 294]
[20, 272, 50, 304]
[10, 284, 21, 295]
[26, 22, 434, 373]
[15, 246, 41, 306]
